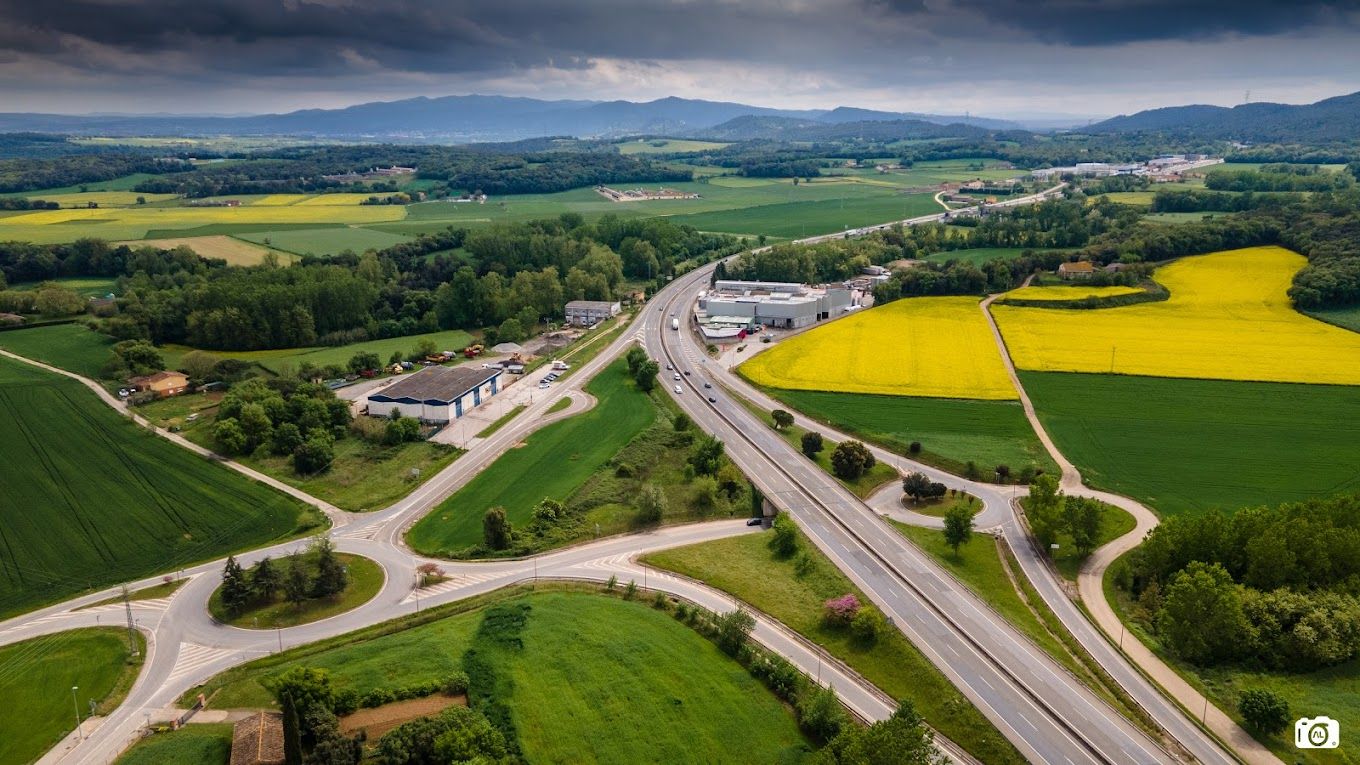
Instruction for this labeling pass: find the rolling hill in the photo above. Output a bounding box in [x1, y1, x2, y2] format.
[0, 95, 1020, 142]
[1089, 91, 1360, 143]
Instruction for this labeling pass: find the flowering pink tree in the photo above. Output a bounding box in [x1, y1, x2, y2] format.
[823, 594, 861, 624]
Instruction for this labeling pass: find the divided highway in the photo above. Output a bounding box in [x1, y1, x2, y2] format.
[644, 270, 1180, 764]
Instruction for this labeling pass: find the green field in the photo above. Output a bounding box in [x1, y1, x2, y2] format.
[235, 226, 412, 256]
[1305, 304, 1360, 334]
[10, 276, 119, 297]
[407, 359, 656, 555]
[0, 356, 319, 617]
[924, 247, 1060, 265]
[186, 590, 809, 764]
[2, 161, 1014, 247]
[667, 192, 942, 238]
[113, 724, 232, 765]
[0, 629, 143, 765]
[0, 323, 115, 378]
[765, 389, 1058, 478]
[208, 554, 384, 629]
[160, 328, 475, 376]
[1022, 372, 1360, 514]
[617, 138, 730, 154]
[644, 529, 1024, 764]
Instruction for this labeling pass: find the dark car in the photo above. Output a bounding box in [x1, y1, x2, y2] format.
[703, 382, 712, 388]
[683, 370, 691, 376]
[707, 396, 717, 403]
[746, 517, 764, 527]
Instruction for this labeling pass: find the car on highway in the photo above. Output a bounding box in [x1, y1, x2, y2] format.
[707, 396, 716, 402]
[673, 373, 681, 380]
[703, 382, 712, 388]
[665, 363, 672, 370]
[683, 370, 691, 376]
[673, 385, 682, 394]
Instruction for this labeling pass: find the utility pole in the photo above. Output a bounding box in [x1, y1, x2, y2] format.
[71, 686, 82, 741]
[122, 586, 138, 657]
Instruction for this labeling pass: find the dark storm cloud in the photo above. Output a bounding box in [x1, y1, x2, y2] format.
[948, 0, 1359, 46]
[0, 0, 1357, 113]
[0, 0, 1351, 78]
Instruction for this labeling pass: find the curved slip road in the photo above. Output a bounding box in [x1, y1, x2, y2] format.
[977, 293, 1280, 765]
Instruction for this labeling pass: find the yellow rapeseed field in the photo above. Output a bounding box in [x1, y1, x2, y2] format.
[0, 203, 406, 244]
[0, 205, 403, 227]
[740, 296, 1018, 400]
[1003, 284, 1143, 301]
[992, 246, 1360, 385]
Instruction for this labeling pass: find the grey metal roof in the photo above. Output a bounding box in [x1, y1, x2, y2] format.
[369, 365, 500, 404]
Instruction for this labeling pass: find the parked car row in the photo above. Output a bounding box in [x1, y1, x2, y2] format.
[538, 370, 562, 389]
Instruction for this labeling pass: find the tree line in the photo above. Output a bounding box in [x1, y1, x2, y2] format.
[1113, 494, 1360, 672]
[0, 214, 739, 353]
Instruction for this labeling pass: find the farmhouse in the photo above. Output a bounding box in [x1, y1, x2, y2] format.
[230, 711, 284, 765]
[564, 300, 621, 327]
[1057, 261, 1096, 280]
[128, 370, 189, 398]
[366, 365, 502, 423]
[699, 280, 852, 330]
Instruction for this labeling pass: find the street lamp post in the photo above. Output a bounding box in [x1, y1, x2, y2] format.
[71, 686, 82, 741]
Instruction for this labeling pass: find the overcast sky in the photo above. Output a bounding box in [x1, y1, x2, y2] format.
[2, 0, 1358, 118]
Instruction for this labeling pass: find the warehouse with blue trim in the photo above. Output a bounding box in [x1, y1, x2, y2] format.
[365, 365, 502, 423]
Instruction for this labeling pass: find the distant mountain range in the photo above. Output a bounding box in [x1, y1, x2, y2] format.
[1089, 91, 1360, 143]
[0, 95, 1024, 143]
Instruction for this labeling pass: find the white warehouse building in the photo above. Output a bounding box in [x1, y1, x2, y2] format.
[366, 365, 502, 424]
[698, 280, 853, 330]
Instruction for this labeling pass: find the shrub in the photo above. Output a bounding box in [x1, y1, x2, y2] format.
[714, 608, 756, 655]
[793, 551, 815, 578]
[442, 672, 469, 696]
[623, 580, 638, 600]
[851, 607, 886, 644]
[769, 513, 799, 558]
[1238, 688, 1290, 736]
[797, 684, 847, 743]
[909, 440, 922, 454]
[823, 594, 861, 625]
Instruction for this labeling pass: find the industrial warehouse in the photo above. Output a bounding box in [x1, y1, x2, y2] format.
[365, 365, 503, 423]
[695, 280, 855, 339]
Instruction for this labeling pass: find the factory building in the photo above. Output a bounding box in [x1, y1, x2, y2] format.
[698, 280, 853, 330]
[366, 365, 502, 424]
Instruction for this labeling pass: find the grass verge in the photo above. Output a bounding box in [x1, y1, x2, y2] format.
[113, 723, 233, 765]
[0, 628, 145, 765]
[475, 405, 526, 438]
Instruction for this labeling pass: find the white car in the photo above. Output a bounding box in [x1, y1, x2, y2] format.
[673, 385, 683, 394]
[673, 373, 681, 380]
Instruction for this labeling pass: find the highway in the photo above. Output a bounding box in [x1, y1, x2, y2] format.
[644, 267, 1182, 765]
